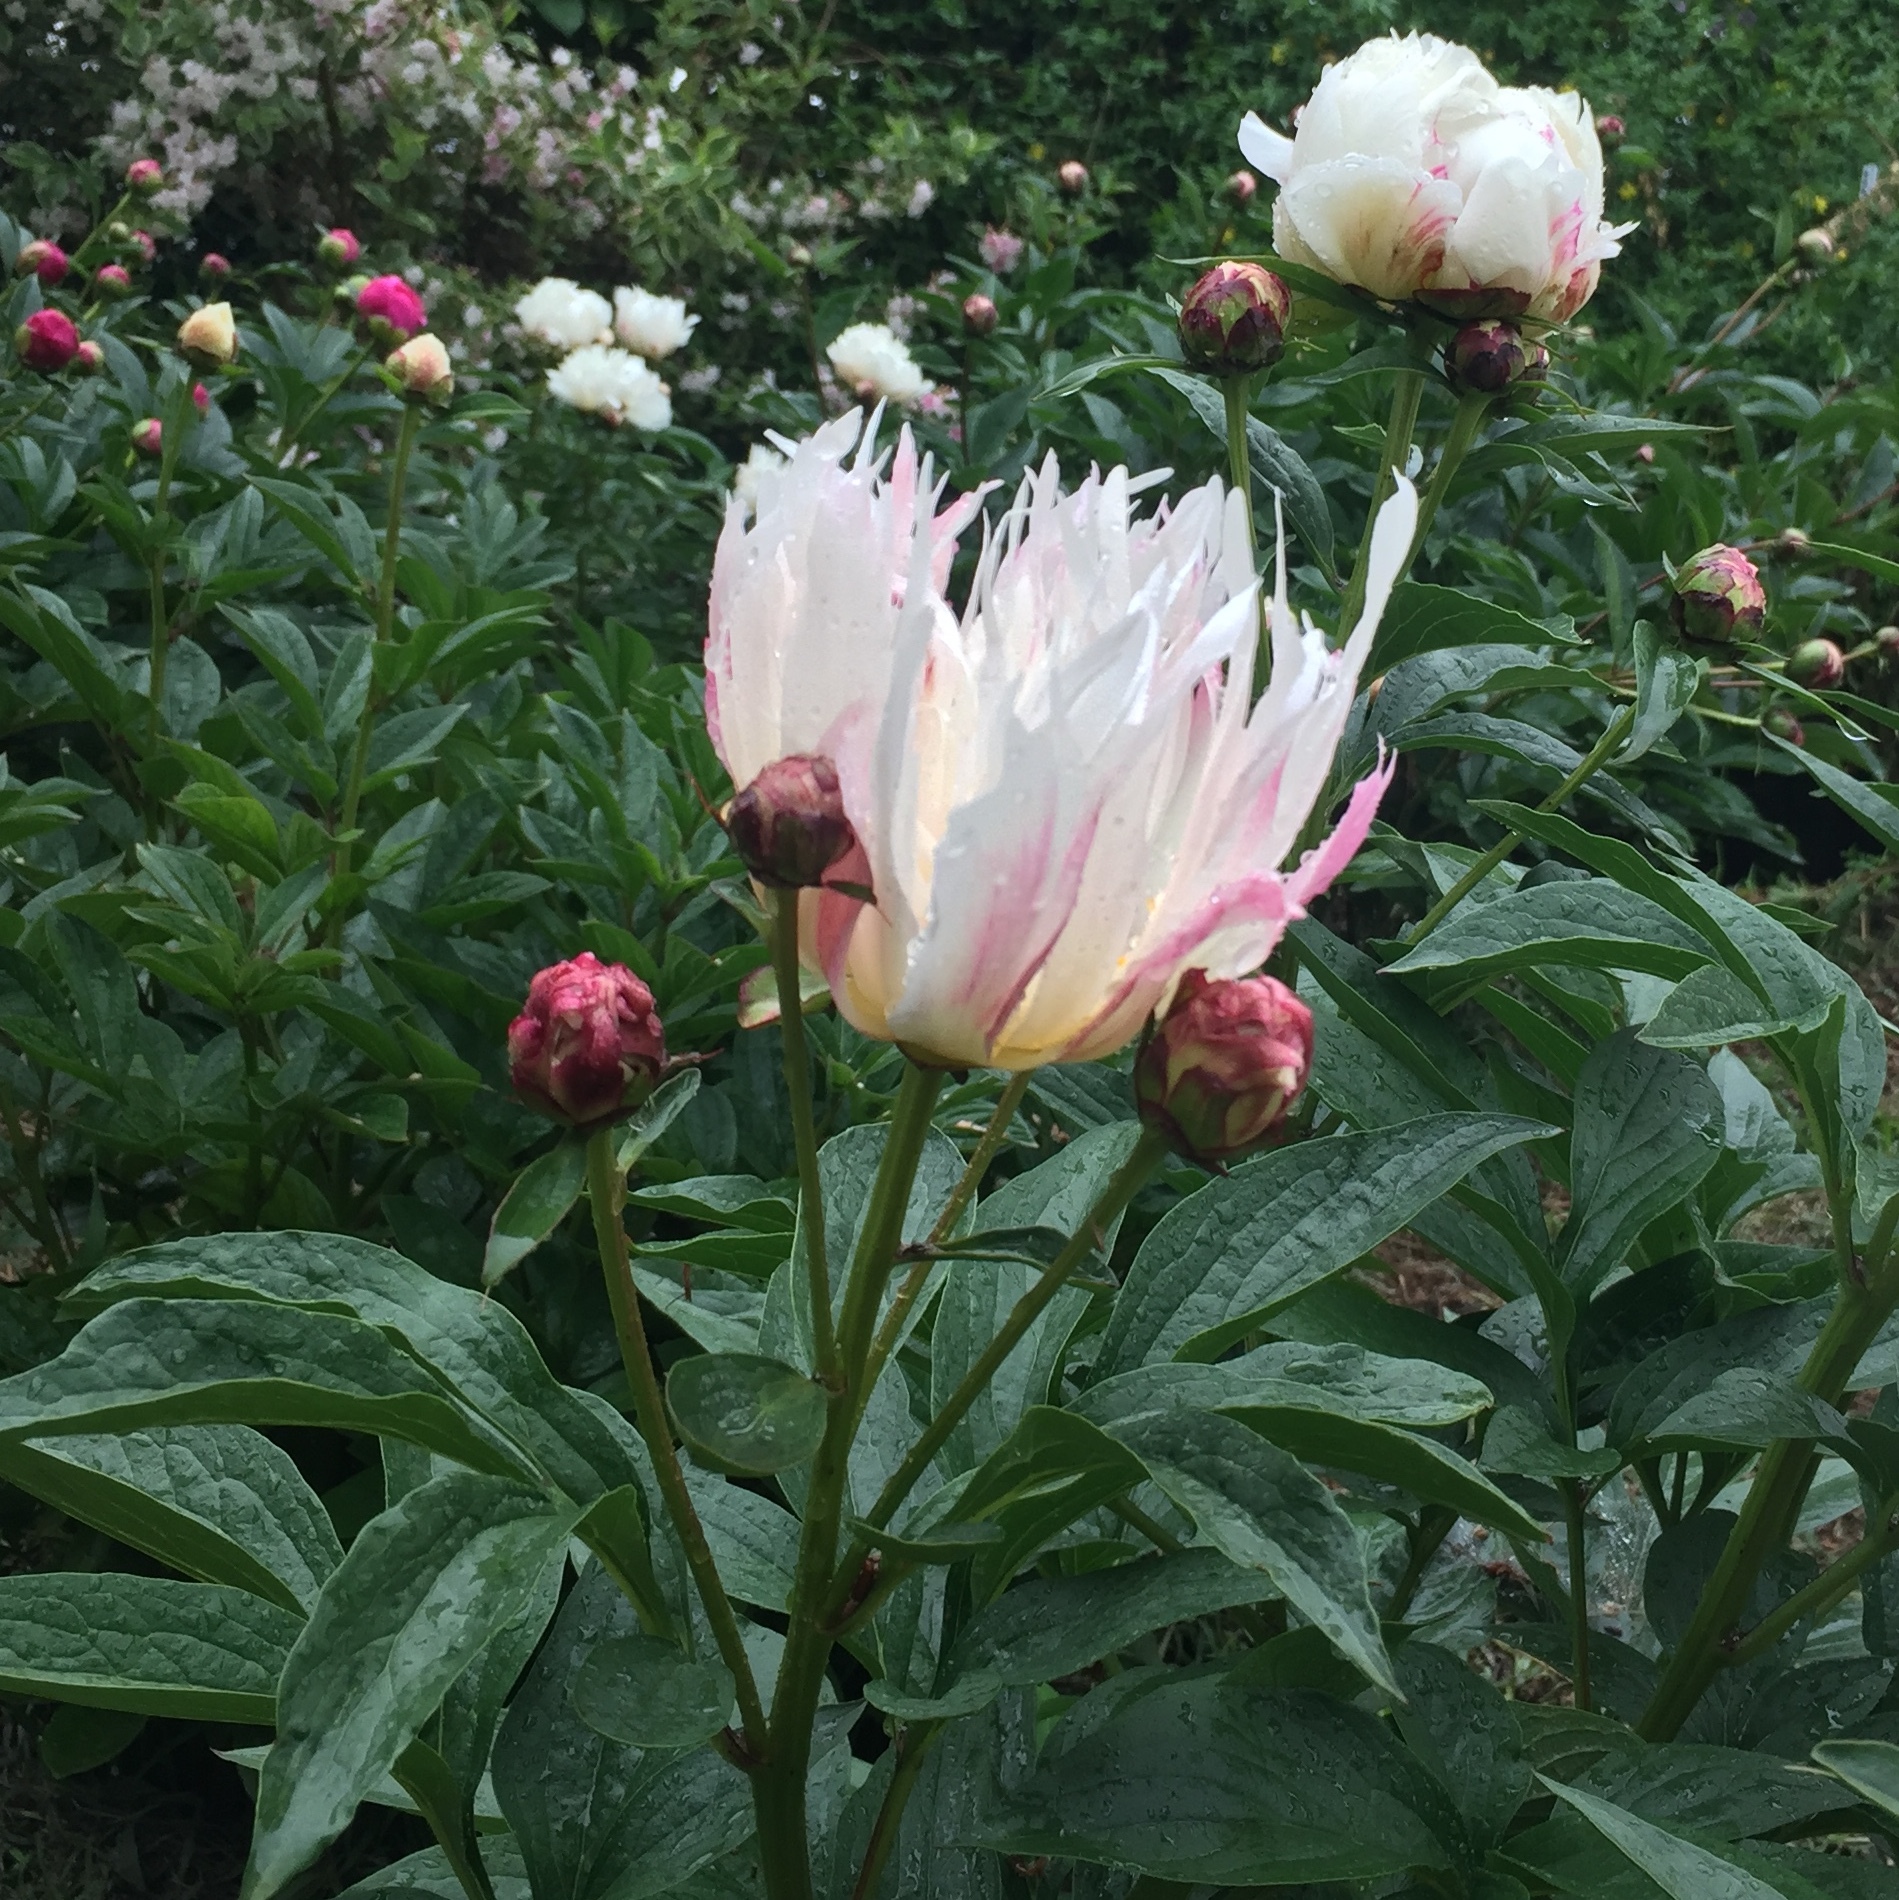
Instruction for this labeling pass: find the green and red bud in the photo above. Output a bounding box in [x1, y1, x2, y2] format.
[14, 309, 79, 374]
[1135, 970, 1314, 1164]
[1786, 637, 1844, 689]
[962, 292, 999, 337]
[125, 158, 163, 196]
[507, 952, 669, 1128]
[1670, 543, 1765, 648]
[725, 754, 858, 890]
[1177, 261, 1291, 377]
[16, 239, 69, 287]
[1446, 319, 1539, 395]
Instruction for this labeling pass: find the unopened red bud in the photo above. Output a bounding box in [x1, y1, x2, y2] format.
[1671, 543, 1765, 648]
[356, 273, 426, 344]
[131, 417, 163, 456]
[1178, 261, 1290, 377]
[1764, 707, 1805, 746]
[16, 239, 69, 287]
[1595, 114, 1625, 142]
[192, 381, 210, 414]
[507, 952, 668, 1127]
[1057, 159, 1088, 196]
[318, 227, 362, 270]
[962, 291, 998, 337]
[1227, 168, 1258, 206]
[15, 309, 79, 374]
[1786, 637, 1844, 688]
[127, 229, 157, 265]
[125, 158, 163, 196]
[1135, 970, 1313, 1164]
[74, 339, 106, 376]
[726, 754, 857, 889]
[1446, 319, 1535, 395]
[200, 252, 231, 282]
[94, 263, 132, 299]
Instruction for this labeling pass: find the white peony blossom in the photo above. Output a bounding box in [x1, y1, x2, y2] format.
[612, 285, 698, 359]
[1239, 32, 1633, 319]
[547, 344, 673, 430]
[826, 321, 930, 407]
[732, 440, 787, 511]
[514, 276, 611, 350]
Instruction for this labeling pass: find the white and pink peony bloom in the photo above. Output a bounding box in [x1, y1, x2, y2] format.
[1239, 32, 1632, 320]
[707, 413, 1414, 1070]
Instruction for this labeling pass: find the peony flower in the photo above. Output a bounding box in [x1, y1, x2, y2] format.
[962, 292, 999, 337]
[386, 332, 454, 402]
[177, 301, 237, 368]
[732, 440, 786, 510]
[725, 754, 858, 888]
[125, 158, 163, 195]
[15, 309, 80, 374]
[131, 418, 163, 456]
[826, 322, 930, 407]
[546, 344, 672, 430]
[1177, 262, 1291, 376]
[357, 274, 427, 343]
[514, 276, 611, 350]
[16, 240, 69, 287]
[508, 953, 667, 1126]
[94, 264, 133, 299]
[1671, 544, 1764, 649]
[318, 227, 363, 270]
[979, 227, 1025, 274]
[612, 285, 697, 359]
[1239, 32, 1632, 320]
[200, 253, 231, 282]
[74, 339, 105, 376]
[705, 412, 1415, 1069]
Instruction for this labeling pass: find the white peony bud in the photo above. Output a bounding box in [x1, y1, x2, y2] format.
[611, 285, 698, 359]
[514, 276, 612, 351]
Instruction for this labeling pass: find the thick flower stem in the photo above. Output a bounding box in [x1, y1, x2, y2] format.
[1562, 1479, 1593, 1711]
[1728, 1498, 1899, 1668]
[1336, 366, 1425, 636]
[757, 1064, 946, 1900]
[1409, 702, 1637, 944]
[840, 1126, 1171, 1579]
[1407, 389, 1491, 565]
[771, 888, 838, 1381]
[1638, 1273, 1899, 1741]
[1221, 373, 1257, 560]
[333, 401, 421, 907]
[850, 1721, 942, 1900]
[584, 1129, 768, 1754]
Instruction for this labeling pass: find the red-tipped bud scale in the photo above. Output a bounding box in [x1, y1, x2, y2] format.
[507, 953, 668, 1128]
[1177, 261, 1290, 377]
[1670, 544, 1765, 648]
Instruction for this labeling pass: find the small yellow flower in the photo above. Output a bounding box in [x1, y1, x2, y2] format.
[1270, 40, 1288, 64]
[1618, 181, 1638, 201]
[1812, 193, 1829, 213]
[1027, 141, 1045, 161]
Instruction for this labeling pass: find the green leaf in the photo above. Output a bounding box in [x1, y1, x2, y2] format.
[986, 1678, 1456, 1883]
[1561, 1031, 1724, 1295]
[1766, 735, 1899, 855]
[666, 1351, 827, 1475]
[38, 1703, 147, 1779]
[0, 1298, 525, 1478]
[1098, 1113, 1554, 1370]
[1541, 1776, 1795, 1900]
[333, 1837, 530, 1899]
[0, 1425, 340, 1614]
[570, 1634, 734, 1748]
[1628, 621, 1701, 763]
[1116, 1407, 1395, 1691]
[867, 1546, 1280, 1721]
[493, 1564, 753, 1900]
[0, 1573, 299, 1720]
[1393, 1641, 1531, 1850]
[482, 1138, 588, 1289]
[615, 1068, 703, 1171]
[1641, 963, 1828, 1048]
[1388, 880, 1717, 986]
[1370, 582, 1576, 676]
[246, 1472, 579, 1900]
[1811, 1738, 1899, 1826]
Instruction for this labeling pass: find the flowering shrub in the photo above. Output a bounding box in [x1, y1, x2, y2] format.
[0, 21, 1898, 1900]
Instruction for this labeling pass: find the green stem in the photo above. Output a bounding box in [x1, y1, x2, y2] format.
[1407, 390, 1491, 565]
[858, 1072, 1030, 1406]
[334, 402, 421, 886]
[850, 1723, 941, 1900]
[1727, 1500, 1899, 1668]
[144, 378, 194, 759]
[1563, 1480, 1593, 1711]
[584, 1129, 768, 1752]
[1336, 367, 1425, 637]
[1389, 1505, 1458, 1620]
[1110, 1492, 1184, 1554]
[1409, 702, 1637, 944]
[757, 1063, 946, 1900]
[842, 1127, 1170, 1573]
[772, 888, 837, 1382]
[1221, 372, 1257, 559]
[1638, 1275, 1899, 1741]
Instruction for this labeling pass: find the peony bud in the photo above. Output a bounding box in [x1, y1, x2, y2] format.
[107, 221, 130, 243]
[1763, 707, 1805, 746]
[384, 331, 454, 403]
[1877, 625, 1899, 656]
[74, 339, 105, 376]
[1446, 319, 1535, 395]
[725, 754, 857, 889]
[16, 239, 68, 287]
[15, 308, 80, 374]
[507, 952, 668, 1127]
[127, 230, 157, 265]
[94, 263, 133, 299]
[1776, 526, 1811, 556]
[786, 242, 813, 269]
[318, 226, 362, 270]
[1797, 228, 1835, 263]
[200, 252, 231, 282]
[356, 273, 426, 344]
[1595, 114, 1625, 142]
[1135, 970, 1314, 1164]
[1226, 168, 1258, 206]
[961, 291, 998, 337]
[1786, 637, 1845, 689]
[1057, 159, 1088, 196]
[131, 417, 163, 457]
[177, 301, 238, 368]
[1177, 261, 1291, 376]
[125, 158, 163, 196]
[1670, 544, 1765, 648]
[191, 381, 210, 414]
